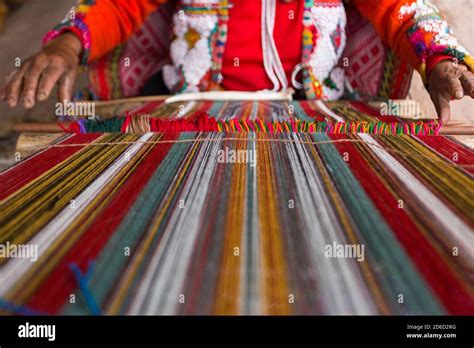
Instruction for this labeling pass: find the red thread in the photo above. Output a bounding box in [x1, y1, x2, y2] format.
[328, 133, 474, 315]
[26, 133, 180, 313]
[121, 112, 132, 132]
[0, 134, 101, 200]
[61, 121, 82, 134]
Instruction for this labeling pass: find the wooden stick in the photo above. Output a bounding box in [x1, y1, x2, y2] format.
[12, 122, 474, 135]
[16, 133, 64, 156]
[89, 91, 295, 106]
[13, 123, 66, 133]
[164, 90, 294, 104]
[438, 125, 474, 135]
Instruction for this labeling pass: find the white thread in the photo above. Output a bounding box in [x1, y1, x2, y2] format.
[291, 63, 304, 90]
[359, 133, 474, 259]
[0, 133, 155, 297]
[261, 0, 280, 90]
[266, 0, 288, 89]
[261, 0, 288, 91]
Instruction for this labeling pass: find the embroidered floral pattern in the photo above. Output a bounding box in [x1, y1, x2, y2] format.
[399, 0, 473, 80]
[209, 0, 230, 89]
[164, 10, 218, 92]
[301, 0, 329, 99]
[43, 0, 94, 66]
[330, 20, 344, 52]
[309, 2, 347, 100]
[43, 0, 473, 101]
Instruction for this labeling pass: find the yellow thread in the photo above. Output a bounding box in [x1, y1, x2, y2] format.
[34, 137, 474, 170]
[105, 135, 203, 314]
[213, 135, 247, 314]
[303, 133, 392, 314]
[5, 135, 157, 302]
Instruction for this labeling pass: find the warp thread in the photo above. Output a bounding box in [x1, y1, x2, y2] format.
[2, 128, 472, 315]
[0, 262, 102, 316]
[38, 137, 474, 170]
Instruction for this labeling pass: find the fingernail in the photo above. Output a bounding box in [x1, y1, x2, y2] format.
[454, 90, 464, 99]
[24, 97, 33, 108]
[7, 96, 16, 107]
[38, 92, 47, 101]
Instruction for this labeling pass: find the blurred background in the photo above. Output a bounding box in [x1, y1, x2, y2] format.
[0, 0, 472, 128]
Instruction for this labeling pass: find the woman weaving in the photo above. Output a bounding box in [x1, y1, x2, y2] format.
[1, 0, 473, 125]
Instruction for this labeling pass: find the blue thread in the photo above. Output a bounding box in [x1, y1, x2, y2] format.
[0, 299, 46, 316]
[69, 261, 101, 315]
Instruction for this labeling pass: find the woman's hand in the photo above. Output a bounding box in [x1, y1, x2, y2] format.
[428, 60, 474, 125]
[0, 33, 82, 109]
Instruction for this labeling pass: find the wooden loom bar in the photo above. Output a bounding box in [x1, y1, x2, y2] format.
[92, 95, 170, 106]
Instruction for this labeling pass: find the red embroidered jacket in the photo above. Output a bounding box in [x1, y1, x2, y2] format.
[45, 0, 473, 101]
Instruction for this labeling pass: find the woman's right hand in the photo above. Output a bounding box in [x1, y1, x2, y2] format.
[0, 32, 83, 109]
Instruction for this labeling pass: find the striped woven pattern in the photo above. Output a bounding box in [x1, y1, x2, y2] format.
[1, 130, 473, 315]
[65, 100, 440, 135]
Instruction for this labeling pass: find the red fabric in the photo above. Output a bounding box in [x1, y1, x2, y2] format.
[221, 0, 303, 91]
[83, 0, 166, 62]
[426, 54, 453, 78]
[299, 100, 328, 122]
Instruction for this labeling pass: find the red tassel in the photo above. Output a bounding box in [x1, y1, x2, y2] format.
[121, 112, 132, 133]
[60, 121, 81, 134]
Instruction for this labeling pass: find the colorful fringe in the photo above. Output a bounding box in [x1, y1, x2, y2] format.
[68, 115, 440, 135]
[1, 132, 473, 315]
[398, 0, 474, 82]
[63, 100, 441, 135]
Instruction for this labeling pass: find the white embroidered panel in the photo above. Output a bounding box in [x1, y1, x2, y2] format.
[310, 3, 347, 100]
[164, 12, 218, 92]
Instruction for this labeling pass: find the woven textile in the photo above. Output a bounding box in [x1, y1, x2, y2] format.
[65, 100, 440, 135]
[1, 130, 473, 315]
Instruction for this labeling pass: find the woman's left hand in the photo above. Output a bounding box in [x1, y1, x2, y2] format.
[428, 60, 474, 125]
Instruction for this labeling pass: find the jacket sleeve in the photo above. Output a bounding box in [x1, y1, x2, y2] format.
[43, 0, 167, 65]
[353, 0, 474, 83]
